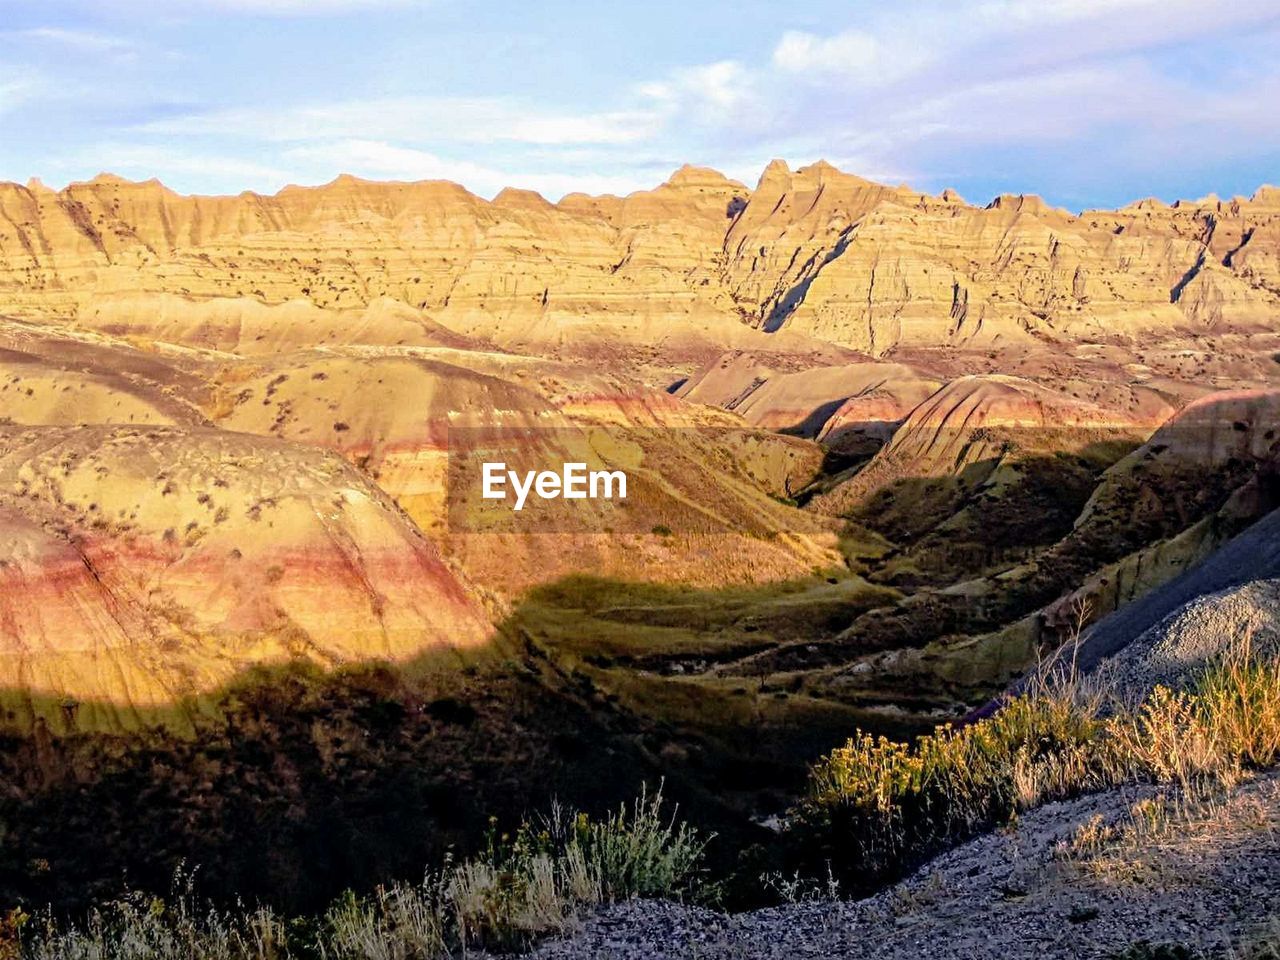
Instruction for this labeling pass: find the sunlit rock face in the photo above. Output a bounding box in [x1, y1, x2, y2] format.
[0, 424, 491, 729]
[4, 165, 1278, 366]
[0, 161, 1279, 730]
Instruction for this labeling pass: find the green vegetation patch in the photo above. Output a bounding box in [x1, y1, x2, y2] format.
[788, 648, 1280, 892]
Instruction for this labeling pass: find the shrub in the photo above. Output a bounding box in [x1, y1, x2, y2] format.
[1194, 652, 1280, 770]
[1111, 649, 1280, 789]
[22, 871, 287, 960]
[323, 883, 448, 960]
[795, 684, 1112, 887]
[791, 643, 1280, 892]
[20, 787, 705, 959]
[565, 784, 706, 902]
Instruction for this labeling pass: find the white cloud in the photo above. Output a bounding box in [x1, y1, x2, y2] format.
[15, 0, 1278, 204]
[63, 0, 419, 15]
[772, 29, 926, 86]
[773, 29, 877, 73]
[0, 73, 43, 117]
[282, 140, 507, 192]
[140, 96, 660, 146]
[42, 144, 294, 192]
[764, 0, 1280, 98]
[200, 0, 412, 8]
[14, 27, 138, 56]
[972, 0, 1205, 30]
[636, 59, 772, 136]
[638, 0, 1280, 194]
[644, 61, 752, 111]
[0, 80, 25, 110]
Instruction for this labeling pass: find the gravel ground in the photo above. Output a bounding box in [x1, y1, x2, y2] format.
[1096, 578, 1280, 702]
[521, 772, 1280, 960]
[1073, 510, 1280, 675]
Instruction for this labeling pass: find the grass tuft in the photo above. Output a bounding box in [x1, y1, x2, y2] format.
[17, 870, 287, 960]
[13, 786, 705, 959]
[791, 641, 1280, 890]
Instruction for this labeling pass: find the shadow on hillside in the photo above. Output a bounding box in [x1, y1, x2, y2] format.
[0, 570, 946, 917]
[0, 633, 674, 916]
[5, 408, 1275, 917]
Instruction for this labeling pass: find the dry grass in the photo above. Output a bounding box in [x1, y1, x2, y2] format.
[1110, 643, 1280, 789]
[12, 787, 705, 960]
[793, 638, 1280, 890]
[14, 872, 287, 960]
[1054, 779, 1277, 886]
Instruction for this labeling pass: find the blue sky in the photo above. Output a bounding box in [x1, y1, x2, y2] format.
[0, 0, 1277, 209]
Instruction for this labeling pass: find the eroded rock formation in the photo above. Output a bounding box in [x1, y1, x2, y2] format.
[1, 160, 1278, 728]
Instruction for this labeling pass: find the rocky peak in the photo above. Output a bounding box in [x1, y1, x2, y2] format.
[1252, 184, 1280, 208]
[1122, 197, 1170, 213]
[492, 187, 554, 211]
[986, 193, 1053, 214]
[662, 165, 745, 193]
[756, 159, 793, 191]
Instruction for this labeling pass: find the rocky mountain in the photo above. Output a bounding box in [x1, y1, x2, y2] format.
[0, 160, 1277, 716]
[4, 164, 1278, 376]
[0, 161, 1278, 912]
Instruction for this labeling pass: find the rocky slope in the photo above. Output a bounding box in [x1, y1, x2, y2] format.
[1096, 578, 1280, 701]
[523, 773, 1280, 960]
[0, 423, 492, 730]
[676, 352, 942, 455]
[4, 165, 1279, 377]
[0, 161, 1278, 917]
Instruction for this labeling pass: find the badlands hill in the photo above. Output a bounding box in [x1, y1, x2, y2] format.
[3, 164, 1279, 374]
[0, 160, 1277, 719]
[0, 161, 1279, 911]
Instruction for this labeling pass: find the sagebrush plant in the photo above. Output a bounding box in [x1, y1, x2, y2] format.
[797, 682, 1112, 885]
[793, 639, 1280, 891]
[18, 786, 705, 959]
[563, 785, 707, 902]
[1112, 642, 1280, 788]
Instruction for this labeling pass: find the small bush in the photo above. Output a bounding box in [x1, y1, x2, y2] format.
[791, 644, 1280, 892]
[795, 685, 1112, 887]
[1194, 653, 1280, 769]
[566, 784, 706, 902]
[20, 787, 705, 959]
[1112, 650, 1280, 789]
[23, 871, 287, 960]
[323, 882, 448, 960]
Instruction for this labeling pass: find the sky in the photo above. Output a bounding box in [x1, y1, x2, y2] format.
[0, 0, 1278, 210]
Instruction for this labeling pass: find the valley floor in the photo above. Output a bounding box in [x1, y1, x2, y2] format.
[522, 772, 1280, 960]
